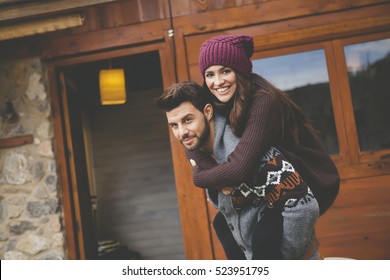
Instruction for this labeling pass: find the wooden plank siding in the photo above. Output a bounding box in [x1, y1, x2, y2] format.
[317, 175, 390, 259]
[0, 0, 388, 60]
[184, 5, 390, 81]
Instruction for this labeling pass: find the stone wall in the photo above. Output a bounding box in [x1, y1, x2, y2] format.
[0, 58, 66, 259]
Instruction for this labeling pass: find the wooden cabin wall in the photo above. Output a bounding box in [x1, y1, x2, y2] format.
[0, 0, 388, 60]
[0, 0, 389, 260]
[182, 5, 390, 259]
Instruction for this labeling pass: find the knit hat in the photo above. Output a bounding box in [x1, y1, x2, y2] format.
[199, 34, 254, 77]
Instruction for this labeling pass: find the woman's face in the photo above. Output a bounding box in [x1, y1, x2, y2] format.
[204, 65, 237, 103]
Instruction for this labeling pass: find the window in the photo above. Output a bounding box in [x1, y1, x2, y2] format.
[344, 38, 390, 152]
[253, 50, 339, 154]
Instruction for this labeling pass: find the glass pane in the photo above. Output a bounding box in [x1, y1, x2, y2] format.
[253, 50, 339, 154]
[344, 38, 390, 152]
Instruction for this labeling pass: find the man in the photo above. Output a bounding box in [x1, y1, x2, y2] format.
[156, 81, 248, 259]
[155, 81, 232, 195]
[156, 81, 319, 260]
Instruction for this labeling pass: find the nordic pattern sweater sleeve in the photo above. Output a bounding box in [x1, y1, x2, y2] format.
[186, 93, 281, 189]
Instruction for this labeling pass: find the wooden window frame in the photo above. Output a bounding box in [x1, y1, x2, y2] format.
[332, 31, 390, 165]
[250, 30, 390, 180]
[251, 42, 349, 167]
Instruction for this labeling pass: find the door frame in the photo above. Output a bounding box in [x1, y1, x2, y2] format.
[45, 40, 211, 259]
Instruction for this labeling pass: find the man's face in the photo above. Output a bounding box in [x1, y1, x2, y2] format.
[166, 101, 210, 151]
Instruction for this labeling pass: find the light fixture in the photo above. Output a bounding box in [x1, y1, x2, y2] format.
[99, 66, 126, 105]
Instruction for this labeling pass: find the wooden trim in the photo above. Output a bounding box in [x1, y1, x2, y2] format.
[175, 0, 389, 36]
[252, 12, 390, 51]
[167, 128, 215, 259]
[173, 28, 191, 82]
[160, 32, 215, 258]
[0, 12, 84, 41]
[49, 42, 166, 66]
[43, 19, 170, 59]
[331, 30, 390, 47]
[333, 31, 390, 164]
[333, 41, 362, 164]
[0, 134, 33, 149]
[2, 2, 388, 61]
[359, 150, 390, 164]
[47, 65, 79, 259]
[331, 31, 390, 164]
[0, 0, 119, 22]
[162, 28, 178, 85]
[59, 72, 87, 259]
[185, 4, 390, 67]
[0, 19, 170, 61]
[337, 161, 390, 180]
[191, 0, 211, 10]
[324, 43, 352, 165]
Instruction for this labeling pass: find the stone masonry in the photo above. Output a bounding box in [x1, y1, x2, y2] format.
[0, 58, 66, 259]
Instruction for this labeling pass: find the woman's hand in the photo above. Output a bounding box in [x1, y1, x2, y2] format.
[220, 186, 235, 195]
[190, 159, 197, 167]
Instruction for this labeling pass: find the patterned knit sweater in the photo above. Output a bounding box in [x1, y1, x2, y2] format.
[185, 91, 340, 215]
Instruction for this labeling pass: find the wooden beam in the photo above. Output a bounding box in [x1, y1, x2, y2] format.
[0, 134, 33, 149]
[42, 19, 170, 59]
[185, 4, 390, 66]
[0, 12, 84, 41]
[0, 0, 120, 22]
[0, 19, 170, 61]
[173, 0, 389, 35]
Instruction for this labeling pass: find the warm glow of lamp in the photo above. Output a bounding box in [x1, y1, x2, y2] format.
[99, 69, 126, 105]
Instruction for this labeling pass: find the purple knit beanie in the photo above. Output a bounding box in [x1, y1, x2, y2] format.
[199, 34, 254, 77]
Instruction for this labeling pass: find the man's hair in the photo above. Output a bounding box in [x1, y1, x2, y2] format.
[155, 81, 211, 112]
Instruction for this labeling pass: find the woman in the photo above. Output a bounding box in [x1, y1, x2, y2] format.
[186, 34, 340, 259]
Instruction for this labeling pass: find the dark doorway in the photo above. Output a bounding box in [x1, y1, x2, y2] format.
[61, 51, 185, 259]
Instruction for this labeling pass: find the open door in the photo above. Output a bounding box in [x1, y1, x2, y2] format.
[58, 72, 98, 259]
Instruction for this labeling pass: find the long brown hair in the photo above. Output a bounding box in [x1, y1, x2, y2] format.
[206, 72, 317, 143]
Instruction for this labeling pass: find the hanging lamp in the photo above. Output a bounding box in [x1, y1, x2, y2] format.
[99, 61, 126, 105]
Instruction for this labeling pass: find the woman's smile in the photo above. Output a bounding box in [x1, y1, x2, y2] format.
[215, 86, 231, 93]
[205, 65, 237, 103]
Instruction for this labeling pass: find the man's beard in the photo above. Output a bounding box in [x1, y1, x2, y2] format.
[186, 116, 210, 151]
